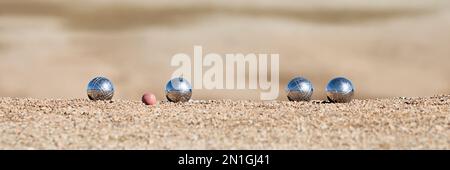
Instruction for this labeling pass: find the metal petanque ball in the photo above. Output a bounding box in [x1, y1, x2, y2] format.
[286, 77, 314, 101]
[165, 77, 192, 102]
[326, 77, 354, 103]
[87, 77, 114, 101]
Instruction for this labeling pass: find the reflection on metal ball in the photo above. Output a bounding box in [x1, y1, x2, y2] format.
[326, 77, 354, 103]
[286, 77, 314, 101]
[87, 77, 114, 101]
[165, 77, 192, 102]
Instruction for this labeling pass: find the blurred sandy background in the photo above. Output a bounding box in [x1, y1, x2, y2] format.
[0, 0, 449, 101]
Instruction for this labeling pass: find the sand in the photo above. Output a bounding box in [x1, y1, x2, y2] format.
[0, 95, 448, 149]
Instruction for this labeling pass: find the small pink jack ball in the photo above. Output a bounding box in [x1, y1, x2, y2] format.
[142, 92, 157, 105]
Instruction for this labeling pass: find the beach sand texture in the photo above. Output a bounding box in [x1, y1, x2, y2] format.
[0, 95, 448, 149]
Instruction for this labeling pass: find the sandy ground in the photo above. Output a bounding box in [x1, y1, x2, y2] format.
[0, 95, 448, 149]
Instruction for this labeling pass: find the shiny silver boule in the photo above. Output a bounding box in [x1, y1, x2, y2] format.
[326, 77, 354, 103]
[165, 77, 192, 102]
[286, 77, 314, 101]
[87, 77, 114, 100]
